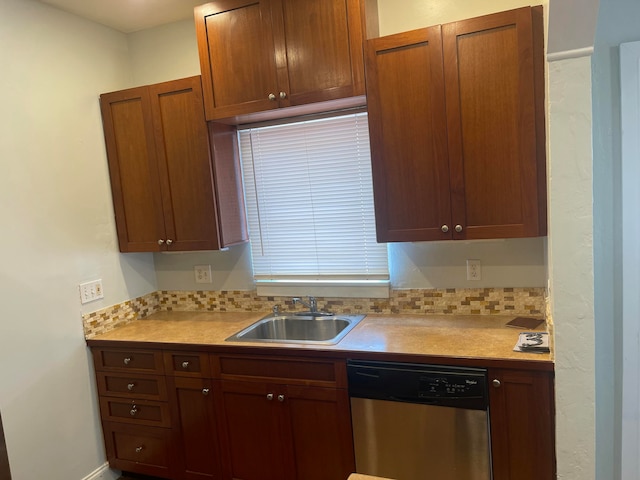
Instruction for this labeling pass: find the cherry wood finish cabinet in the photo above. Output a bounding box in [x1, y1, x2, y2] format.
[92, 347, 174, 478]
[90, 344, 554, 480]
[194, 0, 366, 121]
[99, 76, 247, 252]
[488, 368, 556, 480]
[213, 354, 355, 480]
[165, 352, 222, 480]
[366, 7, 546, 242]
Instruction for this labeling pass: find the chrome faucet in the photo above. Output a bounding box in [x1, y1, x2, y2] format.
[292, 296, 317, 313]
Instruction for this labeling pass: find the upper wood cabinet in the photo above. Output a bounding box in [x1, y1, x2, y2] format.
[366, 6, 546, 242]
[100, 76, 248, 252]
[194, 0, 366, 121]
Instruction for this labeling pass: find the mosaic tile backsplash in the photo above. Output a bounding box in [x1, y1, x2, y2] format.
[83, 288, 546, 339]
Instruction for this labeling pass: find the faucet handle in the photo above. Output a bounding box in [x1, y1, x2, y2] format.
[273, 305, 280, 315]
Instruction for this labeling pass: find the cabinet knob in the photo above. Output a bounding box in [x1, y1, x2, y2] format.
[127, 382, 135, 391]
[268, 93, 277, 101]
[455, 224, 463, 233]
[123, 357, 131, 365]
[266, 393, 274, 401]
[166, 239, 173, 246]
[279, 91, 287, 100]
[157, 239, 165, 245]
[492, 379, 501, 388]
[181, 361, 190, 369]
[130, 406, 138, 416]
[441, 225, 449, 233]
[135, 446, 144, 454]
[202, 388, 210, 396]
[278, 394, 285, 402]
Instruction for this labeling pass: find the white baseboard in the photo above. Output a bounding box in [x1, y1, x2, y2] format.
[82, 462, 120, 480]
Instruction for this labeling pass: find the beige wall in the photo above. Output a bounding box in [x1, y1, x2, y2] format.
[0, 1, 156, 478]
[377, 0, 541, 35]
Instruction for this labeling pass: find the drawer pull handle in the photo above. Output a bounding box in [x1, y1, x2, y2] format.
[123, 357, 131, 365]
[278, 394, 285, 402]
[130, 406, 138, 416]
[127, 383, 135, 391]
[181, 361, 190, 369]
[135, 446, 143, 453]
[266, 393, 274, 401]
[202, 388, 210, 396]
[492, 379, 501, 388]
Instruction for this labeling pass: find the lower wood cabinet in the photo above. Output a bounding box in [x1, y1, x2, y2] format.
[488, 368, 556, 480]
[218, 380, 354, 480]
[90, 346, 554, 480]
[168, 376, 222, 480]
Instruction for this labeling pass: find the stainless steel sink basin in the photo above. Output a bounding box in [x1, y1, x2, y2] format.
[225, 313, 366, 345]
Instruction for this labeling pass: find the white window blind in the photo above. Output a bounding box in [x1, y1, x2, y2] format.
[239, 112, 388, 291]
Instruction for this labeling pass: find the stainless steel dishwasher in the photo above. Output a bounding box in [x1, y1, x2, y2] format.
[347, 360, 491, 480]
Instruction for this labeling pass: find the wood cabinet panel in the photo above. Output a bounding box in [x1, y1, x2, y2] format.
[366, 6, 546, 242]
[103, 421, 173, 478]
[195, 0, 365, 121]
[97, 372, 167, 401]
[164, 351, 212, 378]
[169, 377, 222, 480]
[93, 348, 165, 374]
[100, 76, 247, 252]
[366, 26, 451, 242]
[218, 380, 284, 480]
[100, 397, 170, 428]
[100, 88, 166, 251]
[488, 368, 555, 480]
[214, 353, 343, 387]
[196, 0, 280, 118]
[285, 385, 355, 480]
[443, 7, 546, 239]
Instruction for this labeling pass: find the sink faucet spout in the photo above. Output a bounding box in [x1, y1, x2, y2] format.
[292, 296, 317, 313]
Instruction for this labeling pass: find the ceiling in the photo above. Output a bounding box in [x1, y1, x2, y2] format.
[38, 0, 205, 33]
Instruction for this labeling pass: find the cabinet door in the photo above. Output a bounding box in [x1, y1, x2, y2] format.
[218, 380, 285, 480]
[284, 385, 355, 480]
[168, 377, 222, 480]
[443, 7, 546, 239]
[195, 0, 280, 120]
[100, 87, 166, 252]
[149, 77, 223, 251]
[277, 0, 365, 105]
[365, 26, 453, 242]
[488, 368, 555, 480]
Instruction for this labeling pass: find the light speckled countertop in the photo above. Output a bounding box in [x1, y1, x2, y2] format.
[87, 311, 553, 368]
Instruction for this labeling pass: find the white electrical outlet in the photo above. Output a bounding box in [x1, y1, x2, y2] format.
[79, 279, 104, 304]
[466, 259, 481, 281]
[194, 265, 212, 284]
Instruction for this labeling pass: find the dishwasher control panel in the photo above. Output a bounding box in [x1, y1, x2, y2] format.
[418, 374, 484, 399]
[347, 360, 488, 410]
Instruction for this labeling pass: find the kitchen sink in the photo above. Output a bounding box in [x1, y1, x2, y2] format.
[225, 313, 366, 345]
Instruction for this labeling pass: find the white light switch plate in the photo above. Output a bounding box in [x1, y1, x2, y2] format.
[79, 279, 104, 304]
[194, 265, 212, 284]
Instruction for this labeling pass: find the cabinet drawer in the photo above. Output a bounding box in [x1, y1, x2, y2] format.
[99, 398, 170, 428]
[97, 372, 167, 401]
[213, 354, 346, 387]
[103, 422, 172, 478]
[164, 351, 211, 377]
[93, 348, 164, 374]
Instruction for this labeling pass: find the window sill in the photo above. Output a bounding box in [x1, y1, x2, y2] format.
[255, 279, 390, 299]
